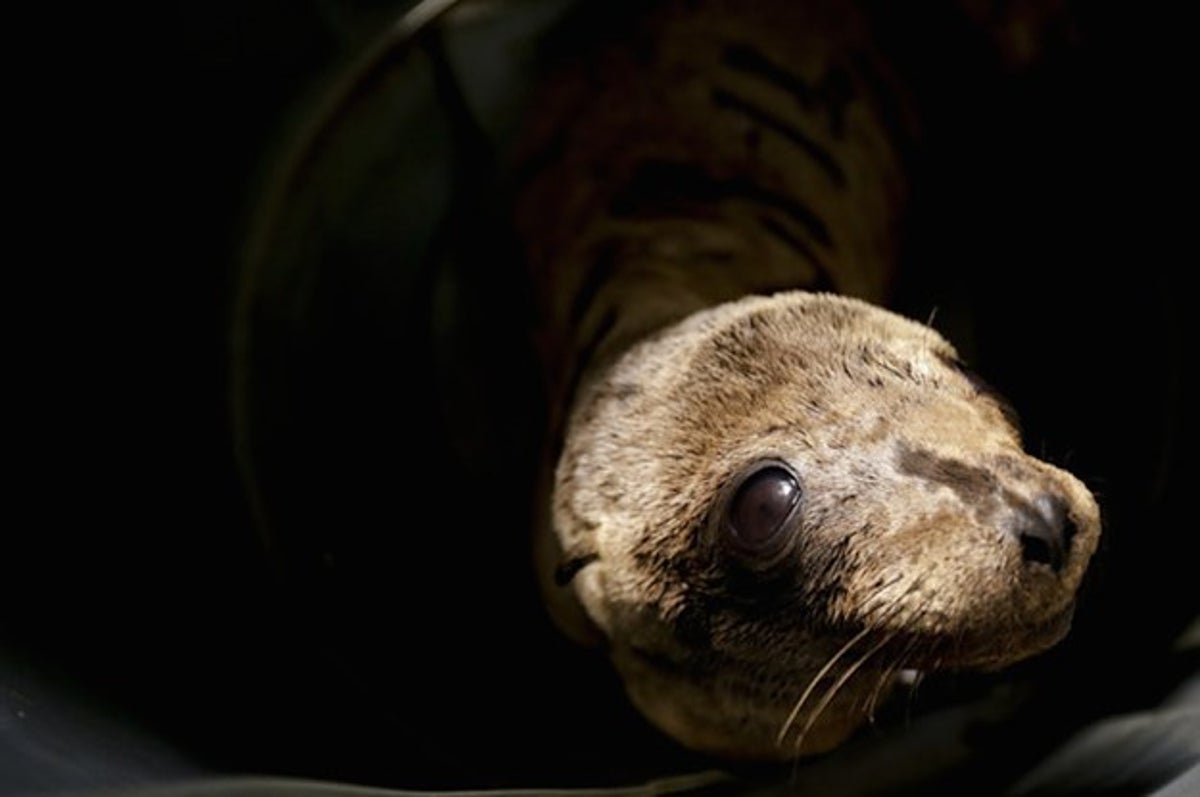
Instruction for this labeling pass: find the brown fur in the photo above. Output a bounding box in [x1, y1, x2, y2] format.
[513, 0, 1099, 761]
[550, 294, 1098, 758]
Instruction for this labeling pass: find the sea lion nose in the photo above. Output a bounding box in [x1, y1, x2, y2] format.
[1011, 494, 1077, 573]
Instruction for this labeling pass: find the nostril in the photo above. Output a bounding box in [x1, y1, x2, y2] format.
[1013, 495, 1070, 573]
[1019, 530, 1060, 570]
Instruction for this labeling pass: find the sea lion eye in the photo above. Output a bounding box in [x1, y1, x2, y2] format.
[724, 464, 802, 556]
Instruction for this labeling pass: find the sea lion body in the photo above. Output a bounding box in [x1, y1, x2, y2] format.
[511, 0, 1100, 761]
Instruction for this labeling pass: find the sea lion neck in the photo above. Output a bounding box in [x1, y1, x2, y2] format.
[513, 0, 1100, 763]
[510, 0, 914, 409]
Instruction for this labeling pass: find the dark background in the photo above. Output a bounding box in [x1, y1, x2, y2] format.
[5, 1, 1194, 794]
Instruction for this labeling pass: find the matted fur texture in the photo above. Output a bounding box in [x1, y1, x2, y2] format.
[549, 293, 1098, 759]
[515, 0, 1100, 761]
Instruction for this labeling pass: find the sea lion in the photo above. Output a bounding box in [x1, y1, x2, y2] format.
[511, 0, 1100, 761]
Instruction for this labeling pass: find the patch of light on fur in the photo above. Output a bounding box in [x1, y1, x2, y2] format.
[910, 352, 939, 381]
[896, 668, 921, 686]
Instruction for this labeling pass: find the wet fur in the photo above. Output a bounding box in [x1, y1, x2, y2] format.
[513, 0, 1100, 761]
[552, 294, 1098, 758]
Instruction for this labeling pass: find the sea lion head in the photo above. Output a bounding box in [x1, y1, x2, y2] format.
[548, 291, 1100, 760]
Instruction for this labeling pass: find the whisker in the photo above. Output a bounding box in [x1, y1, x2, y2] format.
[792, 630, 897, 754]
[776, 625, 873, 747]
[779, 577, 923, 752]
[861, 593, 930, 724]
[864, 649, 906, 722]
[873, 618, 928, 720]
[861, 573, 906, 622]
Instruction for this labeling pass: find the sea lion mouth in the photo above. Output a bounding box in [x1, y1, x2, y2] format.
[873, 603, 1077, 673]
[835, 600, 1080, 681]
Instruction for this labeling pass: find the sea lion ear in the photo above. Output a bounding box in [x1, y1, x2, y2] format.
[551, 551, 609, 648]
[536, 522, 609, 646]
[554, 553, 599, 586]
